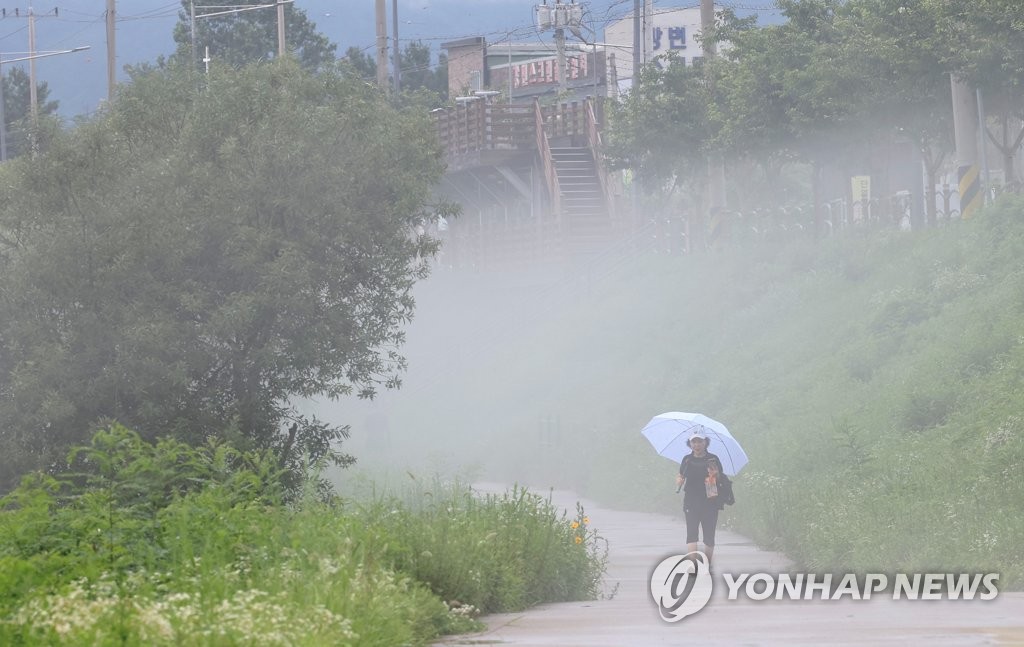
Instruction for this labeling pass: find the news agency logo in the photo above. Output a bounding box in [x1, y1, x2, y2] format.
[649, 553, 1001, 623]
[649, 551, 714, 622]
[721, 572, 1000, 601]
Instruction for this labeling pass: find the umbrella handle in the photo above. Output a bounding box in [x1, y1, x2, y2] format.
[676, 483, 682, 494]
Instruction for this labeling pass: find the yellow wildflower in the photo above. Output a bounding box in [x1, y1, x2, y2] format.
[574, 536, 583, 544]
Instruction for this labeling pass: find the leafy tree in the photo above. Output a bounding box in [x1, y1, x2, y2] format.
[925, 0, 1024, 187]
[605, 54, 714, 193]
[172, 0, 337, 71]
[400, 41, 448, 103]
[705, 11, 800, 197]
[342, 42, 448, 105]
[1, 66, 58, 159]
[836, 0, 953, 225]
[342, 45, 377, 81]
[0, 59, 449, 494]
[608, 0, 966, 234]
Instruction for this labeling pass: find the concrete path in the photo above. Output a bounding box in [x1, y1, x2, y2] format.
[434, 486, 1024, 647]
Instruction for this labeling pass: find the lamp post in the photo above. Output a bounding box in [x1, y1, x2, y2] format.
[0, 46, 90, 162]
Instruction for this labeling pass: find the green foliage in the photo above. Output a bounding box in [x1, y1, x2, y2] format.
[0, 58, 448, 493]
[606, 55, 713, 189]
[400, 41, 449, 105]
[354, 479, 607, 614]
[0, 427, 606, 645]
[341, 45, 377, 80]
[1, 66, 59, 159]
[606, 0, 996, 202]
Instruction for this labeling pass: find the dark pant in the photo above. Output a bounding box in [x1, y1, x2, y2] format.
[684, 502, 719, 546]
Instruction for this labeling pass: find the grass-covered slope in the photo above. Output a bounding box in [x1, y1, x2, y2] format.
[386, 194, 1024, 587]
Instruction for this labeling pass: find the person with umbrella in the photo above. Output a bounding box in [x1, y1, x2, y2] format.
[674, 428, 729, 564]
[642, 412, 747, 564]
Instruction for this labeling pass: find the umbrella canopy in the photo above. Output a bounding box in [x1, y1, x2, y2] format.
[641, 411, 748, 476]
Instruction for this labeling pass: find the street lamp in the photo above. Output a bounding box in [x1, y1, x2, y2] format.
[0, 46, 91, 162]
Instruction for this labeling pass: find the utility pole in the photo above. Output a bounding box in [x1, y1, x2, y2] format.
[375, 0, 388, 88]
[276, 0, 285, 58]
[643, 0, 652, 68]
[632, 0, 640, 88]
[0, 4, 60, 117]
[12, 3, 61, 118]
[190, 0, 197, 69]
[701, 0, 727, 246]
[535, 1, 583, 94]
[0, 62, 7, 161]
[951, 74, 981, 218]
[0, 46, 89, 161]
[554, 20, 566, 93]
[106, 0, 115, 102]
[392, 0, 401, 93]
[975, 88, 990, 201]
[28, 3, 36, 120]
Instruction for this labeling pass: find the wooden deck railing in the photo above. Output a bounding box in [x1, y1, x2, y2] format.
[434, 100, 596, 166]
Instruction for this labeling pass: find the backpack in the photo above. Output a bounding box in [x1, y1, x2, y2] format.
[718, 473, 736, 506]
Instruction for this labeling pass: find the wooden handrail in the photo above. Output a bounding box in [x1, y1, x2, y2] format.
[584, 97, 617, 220]
[534, 99, 562, 218]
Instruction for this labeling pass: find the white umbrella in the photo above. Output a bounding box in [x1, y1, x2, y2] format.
[641, 411, 748, 476]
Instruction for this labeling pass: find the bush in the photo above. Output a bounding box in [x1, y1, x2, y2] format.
[0, 427, 609, 645]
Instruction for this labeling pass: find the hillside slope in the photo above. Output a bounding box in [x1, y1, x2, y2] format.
[337, 195, 1024, 588]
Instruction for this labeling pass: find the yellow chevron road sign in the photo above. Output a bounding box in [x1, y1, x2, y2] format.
[958, 165, 982, 219]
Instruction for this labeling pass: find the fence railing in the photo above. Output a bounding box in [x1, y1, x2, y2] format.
[584, 98, 618, 222]
[434, 100, 597, 169]
[534, 99, 562, 220]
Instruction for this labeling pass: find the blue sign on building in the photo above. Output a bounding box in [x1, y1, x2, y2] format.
[653, 27, 687, 51]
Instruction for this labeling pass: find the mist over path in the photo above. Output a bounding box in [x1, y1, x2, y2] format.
[434, 485, 1024, 647]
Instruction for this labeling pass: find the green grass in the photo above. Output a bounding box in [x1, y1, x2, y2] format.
[0, 426, 607, 645]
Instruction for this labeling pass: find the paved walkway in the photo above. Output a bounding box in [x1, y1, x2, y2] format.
[434, 486, 1024, 647]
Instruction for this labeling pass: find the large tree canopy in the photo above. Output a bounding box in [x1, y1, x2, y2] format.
[173, 0, 337, 71]
[0, 59, 446, 493]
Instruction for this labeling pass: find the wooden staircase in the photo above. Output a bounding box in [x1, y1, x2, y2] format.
[550, 146, 614, 257]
